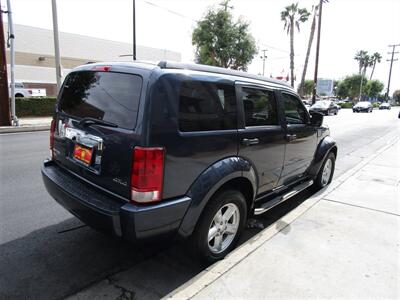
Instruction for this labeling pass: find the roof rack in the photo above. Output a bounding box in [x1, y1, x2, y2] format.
[157, 61, 292, 88]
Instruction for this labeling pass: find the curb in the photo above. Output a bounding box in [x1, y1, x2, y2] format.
[164, 136, 399, 300]
[0, 125, 50, 134]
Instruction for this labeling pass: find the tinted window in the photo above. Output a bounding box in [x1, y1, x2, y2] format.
[178, 81, 236, 132]
[241, 87, 278, 126]
[282, 93, 308, 124]
[59, 71, 142, 129]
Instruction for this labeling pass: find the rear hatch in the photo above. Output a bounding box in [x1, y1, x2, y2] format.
[53, 69, 143, 200]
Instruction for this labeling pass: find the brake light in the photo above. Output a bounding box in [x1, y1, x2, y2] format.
[131, 147, 165, 203]
[50, 119, 56, 159]
[92, 65, 111, 72]
[28, 89, 32, 94]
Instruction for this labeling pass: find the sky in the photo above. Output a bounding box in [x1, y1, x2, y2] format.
[4, 0, 400, 94]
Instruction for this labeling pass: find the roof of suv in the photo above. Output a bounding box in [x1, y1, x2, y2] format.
[78, 61, 293, 89]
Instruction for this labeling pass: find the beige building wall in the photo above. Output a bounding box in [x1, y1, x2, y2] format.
[3, 23, 181, 95]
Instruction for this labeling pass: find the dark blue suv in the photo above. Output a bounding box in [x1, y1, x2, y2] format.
[42, 61, 337, 262]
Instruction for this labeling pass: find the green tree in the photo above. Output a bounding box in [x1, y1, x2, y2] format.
[369, 52, 382, 80]
[393, 89, 400, 103]
[192, 0, 257, 71]
[302, 79, 314, 97]
[364, 80, 384, 98]
[281, 3, 310, 88]
[337, 74, 368, 101]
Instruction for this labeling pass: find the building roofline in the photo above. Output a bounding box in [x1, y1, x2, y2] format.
[3, 22, 179, 55]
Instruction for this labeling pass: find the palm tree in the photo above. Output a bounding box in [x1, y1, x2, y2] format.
[298, 4, 318, 97]
[281, 3, 310, 88]
[362, 54, 373, 76]
[354, 50, 368, 75]
[369, 52, 382, 80]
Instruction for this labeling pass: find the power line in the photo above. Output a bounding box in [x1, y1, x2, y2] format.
[259, 43, 289, 54]
[142, 0, 197, 22]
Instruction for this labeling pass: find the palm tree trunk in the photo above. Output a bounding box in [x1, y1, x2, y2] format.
[299, 9, 317, 97]
[370, 61, 376, 80]
[290, 17, 295, 88]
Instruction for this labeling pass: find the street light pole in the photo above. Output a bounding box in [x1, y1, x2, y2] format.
[260, 49, 267, 76]
[133, 0, 136, 60]
[6, 0, 17, 125]
[312, 0, 323, 104]
[51, 0, 62, 93]
[0, 0, 11, 126]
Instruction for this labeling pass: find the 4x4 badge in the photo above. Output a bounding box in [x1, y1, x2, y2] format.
[113, 178, 127, 187]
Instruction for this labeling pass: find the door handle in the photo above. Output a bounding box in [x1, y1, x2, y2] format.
[286, 134, 297, 142]
[242, 138, 259, 146]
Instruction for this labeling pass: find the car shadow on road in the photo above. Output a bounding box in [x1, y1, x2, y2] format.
[0, 188, 316, 300]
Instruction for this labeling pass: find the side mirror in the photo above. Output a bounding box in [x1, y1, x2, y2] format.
[310, 111, 324, 127]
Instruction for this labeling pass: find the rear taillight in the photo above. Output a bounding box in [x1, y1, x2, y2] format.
[50, 119, 56, 159]
[28, 89, 32, 94]
[131, 147, 165, 204]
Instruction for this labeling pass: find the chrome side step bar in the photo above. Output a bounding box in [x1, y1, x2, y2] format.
[254, 180, 314, 215]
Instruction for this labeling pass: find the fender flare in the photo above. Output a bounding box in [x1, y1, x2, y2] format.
[178, 156, 257, 238]
[307, 136, 337, 177]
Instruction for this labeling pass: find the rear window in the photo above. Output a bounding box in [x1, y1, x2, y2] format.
[58, 71, 142, 129]
[178, 81, 236, 132]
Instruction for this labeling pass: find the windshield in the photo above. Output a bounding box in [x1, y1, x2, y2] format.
[355, 102, 370, 107]
[312, 101, 330, 108]
[58, 71, 142, 129]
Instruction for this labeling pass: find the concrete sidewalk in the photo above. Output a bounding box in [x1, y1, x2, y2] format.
[168, 138, 400, 299]
[0, 117, 52, 133]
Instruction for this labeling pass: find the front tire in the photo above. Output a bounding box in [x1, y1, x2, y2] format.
[191, 189, 247, 263]
[315, 152, 336, 189]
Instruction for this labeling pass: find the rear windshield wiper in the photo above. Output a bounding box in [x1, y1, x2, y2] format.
[78, 117, 118, 128]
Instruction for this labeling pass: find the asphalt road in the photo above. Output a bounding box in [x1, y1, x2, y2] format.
[1, 108, 399, 299]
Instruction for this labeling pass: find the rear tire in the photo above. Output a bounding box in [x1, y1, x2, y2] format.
[191, 189, 247, 263]
[314, 152, 336, 189]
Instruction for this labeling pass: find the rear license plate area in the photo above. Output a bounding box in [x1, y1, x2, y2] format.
[73, 144, 93, 165]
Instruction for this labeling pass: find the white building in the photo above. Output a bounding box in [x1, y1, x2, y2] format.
[3, 23, 181, 96]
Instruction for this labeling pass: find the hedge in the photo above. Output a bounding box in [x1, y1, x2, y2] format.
[338, 102, 353, 109]
[15, 97, 57, 117]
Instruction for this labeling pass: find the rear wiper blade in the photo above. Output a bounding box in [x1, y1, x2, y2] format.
[78, 117, 118, 128]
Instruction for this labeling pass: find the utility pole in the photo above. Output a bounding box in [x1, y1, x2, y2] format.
[51, 0, 62, 93]
[385, 44, 399, 100]
[260, 49, 267, 76]
[6, 0, 17, 125]
[312, 0, 324, 104]
[133, 0, 136, 60]
[0, 0, 11, 126]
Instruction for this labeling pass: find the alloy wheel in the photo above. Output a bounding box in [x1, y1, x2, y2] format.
[208, 203, 240, 254]
[321, 158, 333, 186]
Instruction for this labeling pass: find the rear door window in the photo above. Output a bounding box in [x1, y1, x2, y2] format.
[178, 81, 237, 132]
[58, 71, 142, 129]
[240, 87, 278, 126]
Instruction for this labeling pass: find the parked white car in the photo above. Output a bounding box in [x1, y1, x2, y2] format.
[10, 82, 47, 98]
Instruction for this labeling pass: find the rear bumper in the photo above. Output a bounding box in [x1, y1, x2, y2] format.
[41, 160, 191, 241]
